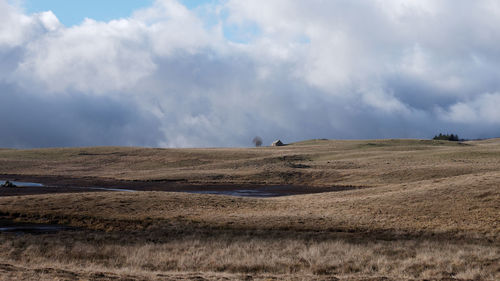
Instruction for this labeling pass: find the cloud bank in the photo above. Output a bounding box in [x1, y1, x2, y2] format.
[1, 0, 500, 148]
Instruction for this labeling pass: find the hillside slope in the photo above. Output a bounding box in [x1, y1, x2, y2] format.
[0, 139, 499, 280]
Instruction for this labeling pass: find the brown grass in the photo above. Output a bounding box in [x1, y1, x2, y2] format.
[1, 138, 498, 186]
[0, 138, 499, 280]
[0, 232, 497, 280]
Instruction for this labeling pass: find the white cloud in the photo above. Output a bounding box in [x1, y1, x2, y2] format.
[14, 18, 156, 94]
[134, 0, 220, 56]
[441, 93, 500, 125]
[0, 1, 38, 47]
[37, 11, 60, 31]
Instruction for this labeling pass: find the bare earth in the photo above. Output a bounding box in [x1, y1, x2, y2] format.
[0, 139, 498, 280]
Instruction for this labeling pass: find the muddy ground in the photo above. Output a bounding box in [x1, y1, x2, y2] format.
[0, 174, 361, 197]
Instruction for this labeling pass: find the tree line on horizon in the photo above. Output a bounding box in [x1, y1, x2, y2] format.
[433, 133, 460, 141]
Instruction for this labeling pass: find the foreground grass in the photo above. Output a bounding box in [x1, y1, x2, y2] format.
[0, 231, 498, 280]
[0, 139, 499, 280]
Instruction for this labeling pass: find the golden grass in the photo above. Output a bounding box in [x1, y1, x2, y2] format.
[0, 170, 497, 240]
[0, 232, 497, 280]
[1, 138, 498, 186]
[0, 138, 499, 280]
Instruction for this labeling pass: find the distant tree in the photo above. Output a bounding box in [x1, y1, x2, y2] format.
[433, 133, 460, 141]
[252, 136, 263, 147]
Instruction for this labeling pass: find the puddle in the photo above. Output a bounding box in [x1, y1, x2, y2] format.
[1, 180, 136, 193]
[0, 225, 72, 233]
[188, 189, 285, 197]
[1, 179, 358, 198]
[183, 185, 360, 198]
[0, 181, 44, 187]
[85, 187, 137, 192]
[0, 220, 74, 234]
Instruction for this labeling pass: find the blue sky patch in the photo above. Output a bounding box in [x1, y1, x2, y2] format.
[23, 0, 152, 26]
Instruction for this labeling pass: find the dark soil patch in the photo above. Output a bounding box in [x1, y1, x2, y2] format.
[0, 219, 76, 234]
[0, 174, 366, 197]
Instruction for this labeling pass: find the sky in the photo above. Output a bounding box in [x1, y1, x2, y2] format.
[1, 0, 500, 148]
[23, 0, 156, 26]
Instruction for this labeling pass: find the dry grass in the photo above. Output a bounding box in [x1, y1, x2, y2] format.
[0, 171, 497, 241]
[1, 138, 499, 186]
[0, 232, 497, 280]
[0, 138, 499, 280]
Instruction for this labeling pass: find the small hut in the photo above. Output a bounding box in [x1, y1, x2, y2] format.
[271, 140, 284, 147]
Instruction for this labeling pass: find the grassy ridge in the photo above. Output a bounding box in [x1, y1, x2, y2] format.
[0, 138, 498, 186]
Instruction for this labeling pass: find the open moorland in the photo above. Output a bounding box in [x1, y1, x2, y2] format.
[0, 139, 499, 280]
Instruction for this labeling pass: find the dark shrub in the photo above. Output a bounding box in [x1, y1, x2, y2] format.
[252, 136, 263, 147]
[433, 133, 460, 141]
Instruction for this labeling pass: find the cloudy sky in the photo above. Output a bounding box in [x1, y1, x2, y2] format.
[1, 0, 500, 148]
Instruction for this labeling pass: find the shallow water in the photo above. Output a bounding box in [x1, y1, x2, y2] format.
[0, 225, 72, 233]
[84, 187, 137, 192]
[187, 189, 284, 197]
[0, 180, 316, 197]
[0, 180, 44, 187]
[0, 220, 74, 234]
[1, 180, 136, 193]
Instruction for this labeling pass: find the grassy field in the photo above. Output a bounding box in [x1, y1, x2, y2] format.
[0, 139, 499, 280]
